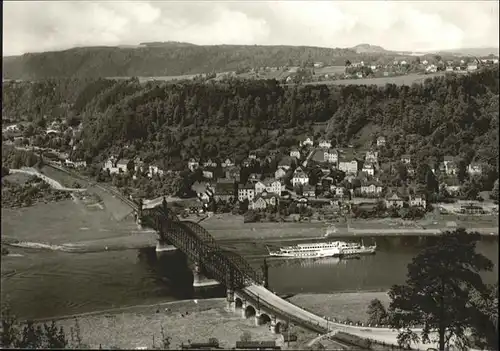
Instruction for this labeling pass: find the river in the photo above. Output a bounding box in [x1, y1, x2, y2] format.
[1, 200, 498, 321]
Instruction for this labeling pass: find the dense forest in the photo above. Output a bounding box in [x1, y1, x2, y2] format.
[3, 44, 406, 80]
[2, 67, 499, 177]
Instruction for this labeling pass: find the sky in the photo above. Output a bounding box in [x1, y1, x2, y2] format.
[3, 1, 499, 56]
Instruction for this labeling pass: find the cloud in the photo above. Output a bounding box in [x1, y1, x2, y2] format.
[3, 1, 499, 56]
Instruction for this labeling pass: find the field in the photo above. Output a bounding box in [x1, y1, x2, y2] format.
[301, 72, 446, 86]
[313, 65, 345, 75]
[48, 292, 389, 349]
[3, 172, 33, 184]
[52, 298, 316, 349]
[288, 292, 390, 324]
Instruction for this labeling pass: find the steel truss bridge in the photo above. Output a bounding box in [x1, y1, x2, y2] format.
[137, 198, 263, 290]
[44, 164, 437, 348]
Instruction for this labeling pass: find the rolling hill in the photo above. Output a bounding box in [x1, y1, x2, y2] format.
[2, 44, 389, 80]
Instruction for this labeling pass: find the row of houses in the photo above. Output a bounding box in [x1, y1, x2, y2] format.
[103, 156, 164, 178]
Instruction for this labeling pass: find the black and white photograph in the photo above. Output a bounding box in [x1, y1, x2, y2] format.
[1, 1, 499, 350]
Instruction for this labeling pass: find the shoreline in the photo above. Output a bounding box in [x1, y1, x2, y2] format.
[27, 292, 389, 349]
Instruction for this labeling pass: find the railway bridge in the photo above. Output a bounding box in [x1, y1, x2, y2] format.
[41, 159, 432, 348]
[134, 197, 339, 335]
[132, 197, 434, 349]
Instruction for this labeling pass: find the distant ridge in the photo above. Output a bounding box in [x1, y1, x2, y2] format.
[138, 41, 198, 48]
[2, 41, 498, 80]
[351, 43, 389, 54]
[436, 47, 499, 57]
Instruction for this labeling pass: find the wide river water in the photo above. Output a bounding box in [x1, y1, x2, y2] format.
[1, 200, 498, 320]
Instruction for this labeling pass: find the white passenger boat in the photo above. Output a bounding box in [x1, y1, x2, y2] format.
[267, 240, 377, 259]
[267, 241, 344, 258]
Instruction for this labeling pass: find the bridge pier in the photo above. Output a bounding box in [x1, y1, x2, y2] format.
[226, 288, 235, 311]
[156, 238, 177, 253]
[135, 198, 143, 229]
[192, 261, 221, 292]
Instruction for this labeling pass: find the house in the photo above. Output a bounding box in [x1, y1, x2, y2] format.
[250, 191, 279, 210]
[385, 193, 405, 208]
[426, 65, 437, 73]
[202, 170, 214, 179]
[401, 155, 411, 164]
[338, 159, 358, 174]
[443, 156, 458, 175]
[116, 159, 129, 173]
[275, 167, 287, 180]
[292, 167, 309, 187]
[365, 150, 378, 163]
[324, 149, 339, 164]
[222, 158, 235, 168]
[376, 136, 386, 147]
[214, 179, 236, 202]
[422, 60, 429, 65]
[300, 184, 315, 198]
[254, 181, 267, 194]
[264, 179, 282, 195]
[103, 156, 119, 174]
[238, 183, 256, 202]
[446, 66, 454, 72]
[362, 163, 375, 176]
[134, 157, 146, 174]
[467, 64, 478, 71]
[468, 162, 483, 176]
[360, 181, 383, 195]
[330, 185, 345, 197]
[148, 165, 164, 178]
[188, 158, 199, 172]
[290, 148, 301, 159]
[248, 152, 257, 160]
[318, 139, 332, 149]
[203, 159, 217, 168]
[299, 137, 314, 147]
[409, 195, 426, 208]
[251, 196, 268, 210]
[65, 159, 87, 168]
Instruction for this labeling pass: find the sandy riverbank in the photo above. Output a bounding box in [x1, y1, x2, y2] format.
[50, 298, 316, 350]
[45, 292, 389, 349]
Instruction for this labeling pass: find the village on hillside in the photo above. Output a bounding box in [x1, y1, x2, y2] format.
[4, 117, 497, 222]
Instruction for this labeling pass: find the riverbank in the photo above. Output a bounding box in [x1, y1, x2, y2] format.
[48, 298, 316, 350]
[43, 291, 390, 349]
[288, 292, 390, 324]
[38, 165, 498, 243]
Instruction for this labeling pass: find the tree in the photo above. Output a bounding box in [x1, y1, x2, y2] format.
[366, 298, 388, 325]
[387, 229, 493, 350]
[468, 284, 498, 350]
[490, 179, 499, 200]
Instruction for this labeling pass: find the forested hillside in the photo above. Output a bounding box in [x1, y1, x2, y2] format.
[3, 44, 379, 80]
[2, 68, 499, 175]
